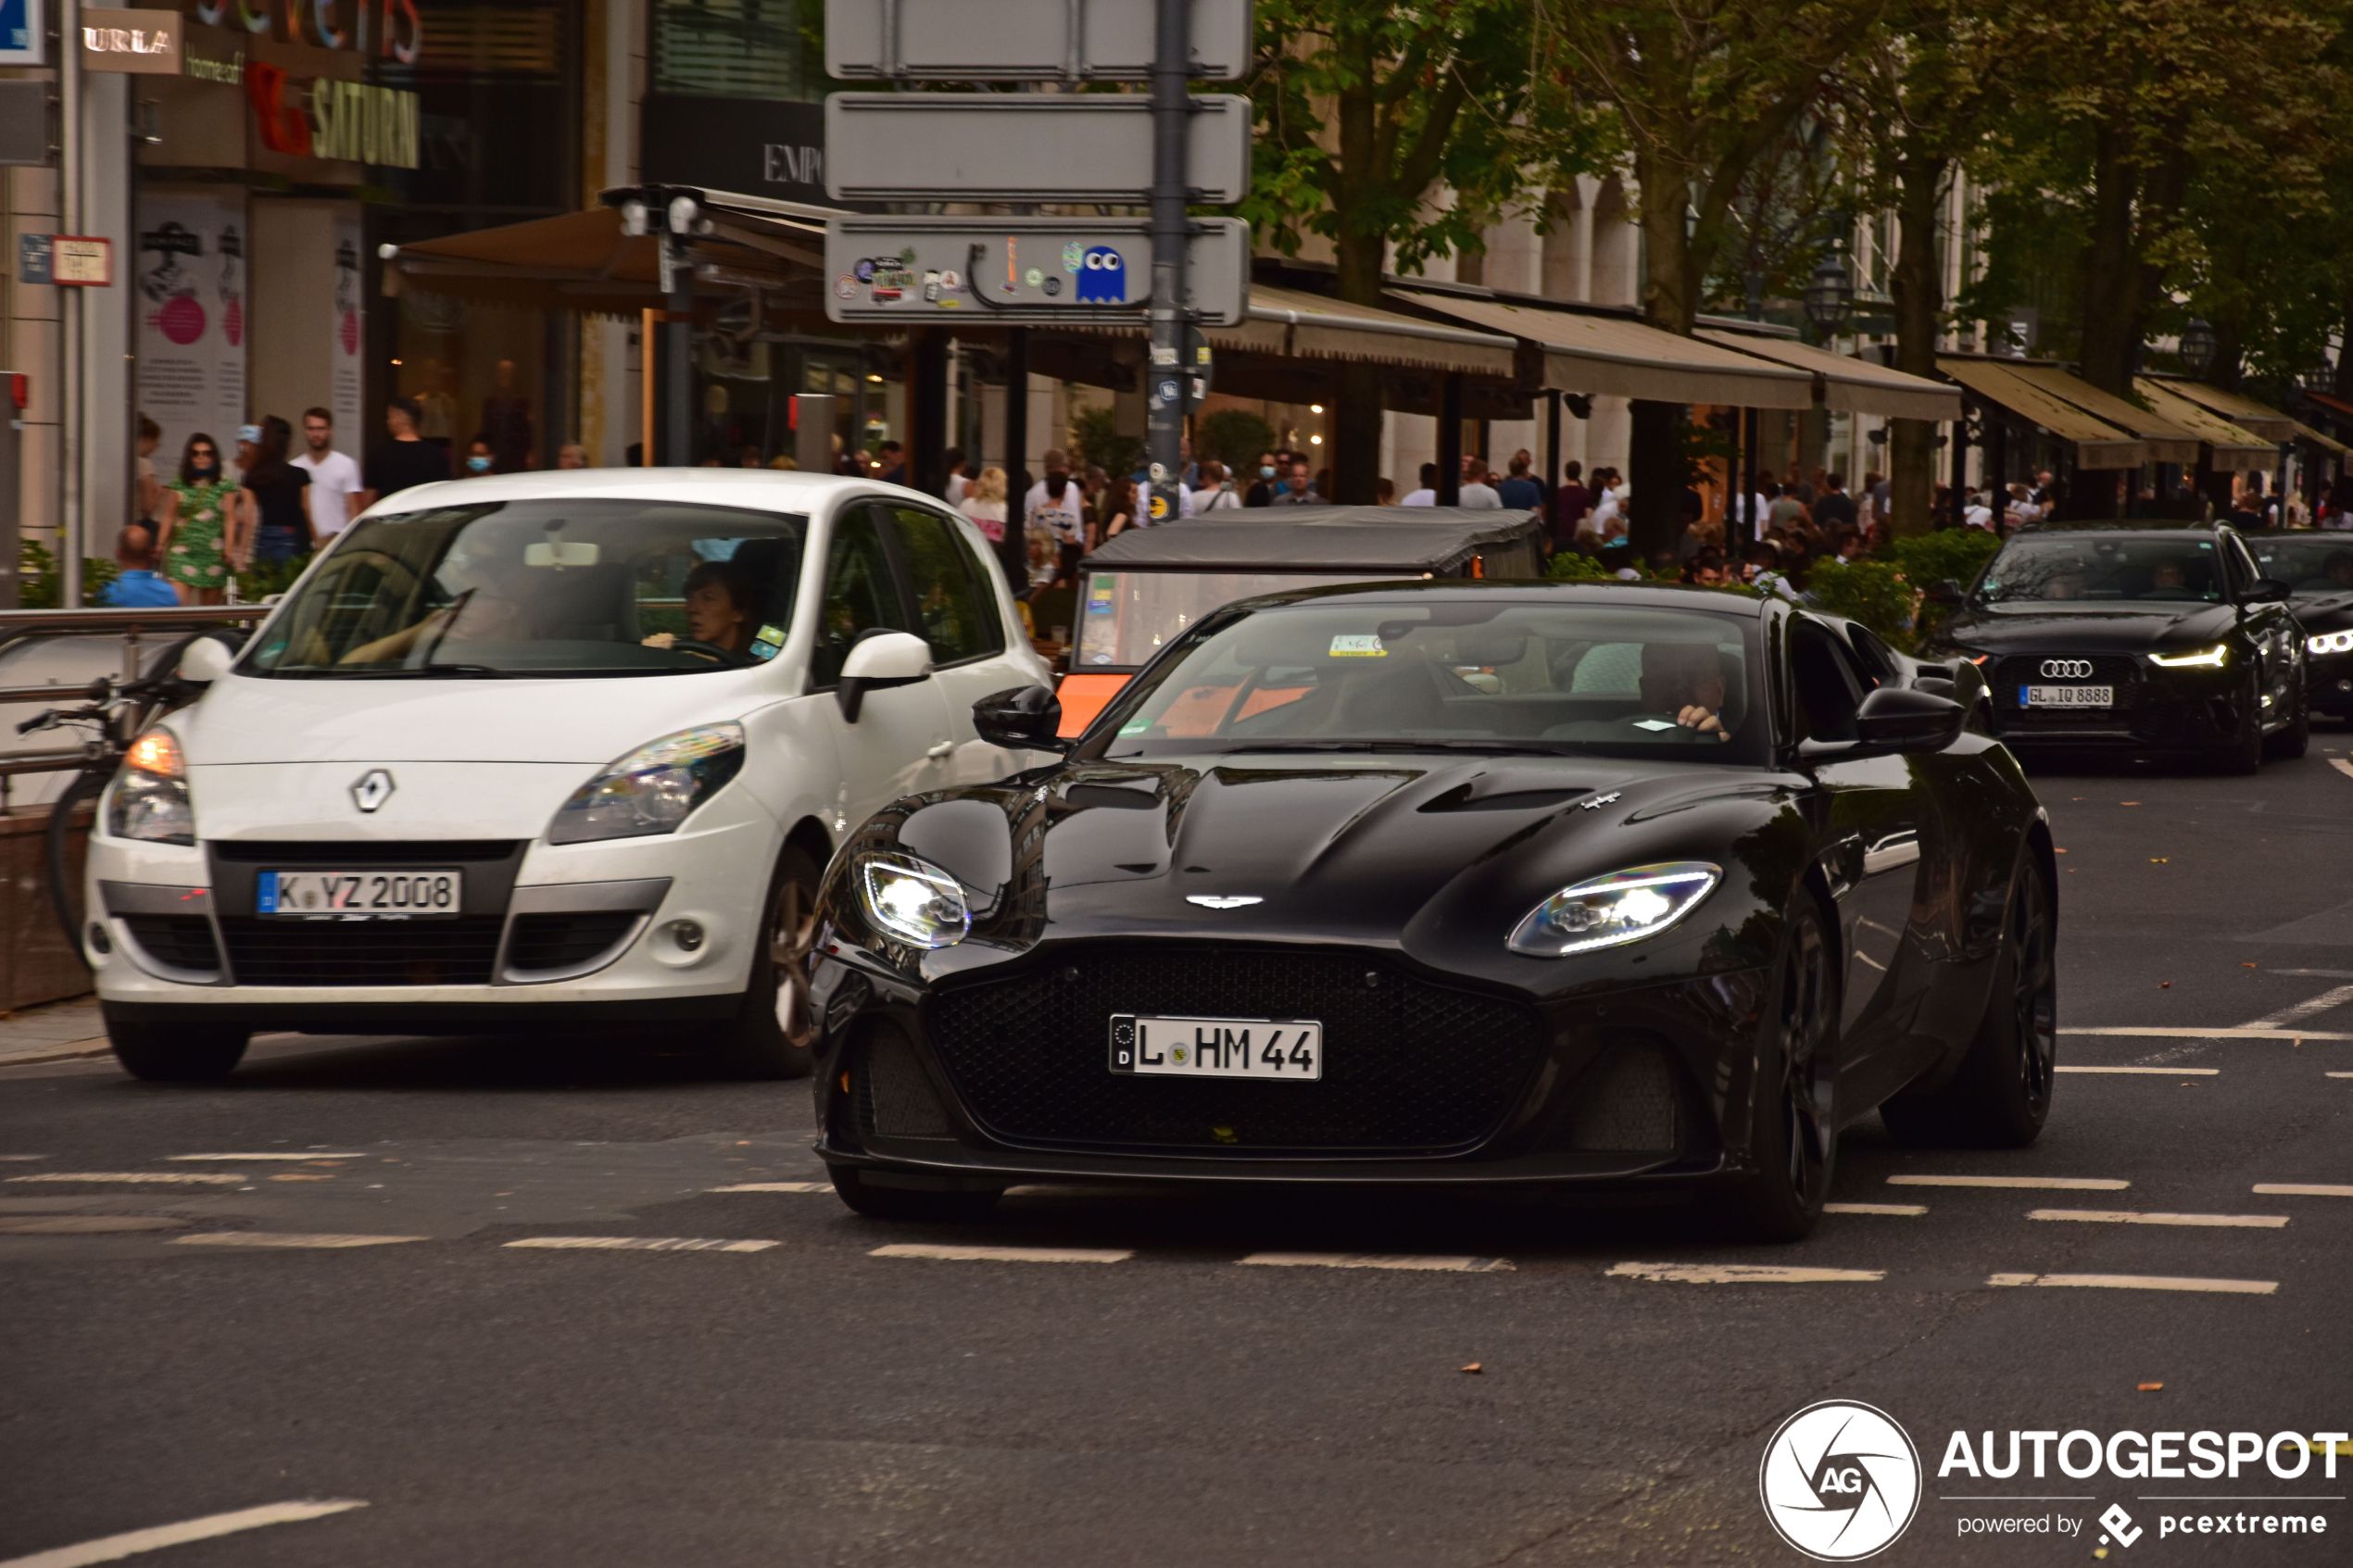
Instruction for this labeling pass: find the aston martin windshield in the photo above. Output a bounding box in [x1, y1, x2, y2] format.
[1088, 600, 1765, 762]
[244, 499, 807, 678]
[2245, 534, 2353, 596]
[1975, 535, 2227, 605]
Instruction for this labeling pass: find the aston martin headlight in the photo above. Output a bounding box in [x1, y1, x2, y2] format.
[2149, 644, 2228, 669]
[857, 854, 970, 948]
[2308, 630, 2353, 656]
[1508, 862, 1720, 958]
[107, 728, 194, 845]
[547, 723, 745, 845]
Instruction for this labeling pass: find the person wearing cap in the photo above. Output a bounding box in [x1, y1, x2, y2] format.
[233, 423, 261, 484]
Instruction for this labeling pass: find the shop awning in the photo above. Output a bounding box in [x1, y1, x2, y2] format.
[2288, 418, 2349, 457]
[1210, 285, 1518, 376]
[1695, 330, 1959, 420]
[1937, 358, 2148, 469]
[2128, 379, 2278, 460]
[1990, 364, 2202, 464]
[1389, 290, 1814, 409]
[2165, 382, 2296, 443]
[2299, 388, 2353, 427]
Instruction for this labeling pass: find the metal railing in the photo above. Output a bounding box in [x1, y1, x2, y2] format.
[0, 605, 269, 779]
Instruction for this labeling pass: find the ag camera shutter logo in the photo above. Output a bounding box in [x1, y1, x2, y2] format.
[1759, 1400, 1922, 1561]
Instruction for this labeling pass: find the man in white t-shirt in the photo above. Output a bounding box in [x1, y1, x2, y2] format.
[1400, 462, 1439, 507]
[1457, 458, 1502, 509]
[293, 407, 364, 537]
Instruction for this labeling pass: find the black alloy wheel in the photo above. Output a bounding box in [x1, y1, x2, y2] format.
[2211, 671, 2266, 774]
[711, 846, 823, 1080]
[1720, 896, 1839, 1242]
[2264, 666, 2311, 760]
[1882, 860, 2057, 1148]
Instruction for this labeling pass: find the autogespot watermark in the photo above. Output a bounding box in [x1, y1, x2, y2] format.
[1761, 1407, 2348, 1558]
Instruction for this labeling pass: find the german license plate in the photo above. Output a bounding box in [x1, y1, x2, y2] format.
[2021, 684, 2113, 708]
[257, 869, 463, 920]
[1108, 1013, 1322, 1081]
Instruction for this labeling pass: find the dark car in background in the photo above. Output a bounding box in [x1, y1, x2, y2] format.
[1921, 523, 2308, 771]
[806, 583, 2058, 1243]
[2245, 531, 2353, 725]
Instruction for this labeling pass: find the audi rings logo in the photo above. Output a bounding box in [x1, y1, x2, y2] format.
[1759, 1400, 1922, 1561]
[2040, 659, 2095, 679]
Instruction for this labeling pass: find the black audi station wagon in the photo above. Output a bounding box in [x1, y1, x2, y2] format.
[805, 583, 2058, 1241]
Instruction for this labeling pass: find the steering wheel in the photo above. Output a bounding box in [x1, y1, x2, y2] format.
[663, 637, 749, 665]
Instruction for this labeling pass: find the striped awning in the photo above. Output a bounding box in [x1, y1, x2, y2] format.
[1390, 290, 1815, 409]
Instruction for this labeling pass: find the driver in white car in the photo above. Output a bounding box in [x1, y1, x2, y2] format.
[643, 560, 759, 656]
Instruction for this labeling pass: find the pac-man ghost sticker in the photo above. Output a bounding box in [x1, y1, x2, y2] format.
[1076, 245, 1126, 303]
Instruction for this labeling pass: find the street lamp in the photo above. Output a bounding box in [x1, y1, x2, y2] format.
[1804, 251, 1854, 333]
[2179, 319, 2217, 379]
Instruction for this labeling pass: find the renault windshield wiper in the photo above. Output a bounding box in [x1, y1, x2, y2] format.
[1223, 739, 1563, 755]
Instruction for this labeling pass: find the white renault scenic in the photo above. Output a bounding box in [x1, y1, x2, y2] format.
[85, 470, 1050, 1081]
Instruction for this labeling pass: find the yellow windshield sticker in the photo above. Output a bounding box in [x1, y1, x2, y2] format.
[1328, 634, 1387, 658]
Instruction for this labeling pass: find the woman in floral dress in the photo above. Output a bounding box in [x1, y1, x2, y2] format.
[157, 433, 247, 605]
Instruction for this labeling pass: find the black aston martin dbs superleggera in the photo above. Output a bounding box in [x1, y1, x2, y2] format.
[807, 581, 2057, 1240]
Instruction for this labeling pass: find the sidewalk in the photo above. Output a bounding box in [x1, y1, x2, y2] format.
[0, 996, 108, 1066]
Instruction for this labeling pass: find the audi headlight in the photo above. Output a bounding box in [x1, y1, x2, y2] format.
[108, 728, 195, 846]
[2308, 630, 2353, 656]
[1508, 862, 1720, 958]
[857, 854, 970, 948]
[2149, 644, 2228, 669]
[547, 723, 745, 845]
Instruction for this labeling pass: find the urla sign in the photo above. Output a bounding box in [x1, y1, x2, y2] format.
[192, 0, 422, 64]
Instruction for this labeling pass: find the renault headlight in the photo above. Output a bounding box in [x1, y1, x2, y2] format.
[2149, 644, 2228, 669]
[108, 728, 195, 845]
[1508, 862, 1720, 958]
[547, 723, 745, 845]
[857, 853, 970, 948]
[2308, 630, 2353, 656]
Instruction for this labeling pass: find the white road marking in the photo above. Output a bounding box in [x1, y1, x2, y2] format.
[708, 1182, 830, 1193]
[1606, 1261, 1885, 1285]
[1239, 1252, 1516, 1273]
[1823, 1202, 1928, 1216]
[1889, 1174, 2129, 1190]
[0, 1499, 367, 1568]
[2027, 1210, 2287, 1228]
[2253, 1184, 2353, 1198]
[0, 1154, 50, 1161]
[168, 1153, 366, 1161]
[2331, 759, 2353, 781]
[2328, 1073, 2353, 1080]
[1989, 1273, 2277, 1295]
[870, 1243, 1132, 1263]
[0, 1216, 192, 1235]
[2059, 1027, 2353, 1040]
[2247, 985, 2353, 1030]
[5, 1173, 243, 1186]
[505, 1236, 778, 1252]
[172, 1233, 429, 1249]
[2057, 1065, 2220, 1075]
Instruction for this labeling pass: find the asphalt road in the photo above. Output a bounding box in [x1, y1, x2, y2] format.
[5, 743, 2352, 1567]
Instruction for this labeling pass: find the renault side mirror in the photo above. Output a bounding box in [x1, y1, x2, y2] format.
[972, 685, 1073, 753]
[836, 631, 932, 722]
[178, 636, 236, 684]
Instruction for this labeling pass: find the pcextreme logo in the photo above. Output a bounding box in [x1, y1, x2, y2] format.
[1760, 1400, 1925, 1561]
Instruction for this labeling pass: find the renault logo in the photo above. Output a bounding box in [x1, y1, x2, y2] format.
[1186, 895, 1262, 909]
[2039, 659, 2095, 679]
[350, 769, 396, 812]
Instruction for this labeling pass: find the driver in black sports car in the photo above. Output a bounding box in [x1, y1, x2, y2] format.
[1642, 641, 1734, 740]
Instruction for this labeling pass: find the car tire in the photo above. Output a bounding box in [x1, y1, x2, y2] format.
[107, 1021, 249, 1083]
[2210, 674, 2265, 774]
[1881, 860, 2057, 1148]
[2264, 671, 2310, 760]
[711, 846, 824, 1081]
[1717, 894, 1838, 1243]
[828, 1166, 1002, 1223]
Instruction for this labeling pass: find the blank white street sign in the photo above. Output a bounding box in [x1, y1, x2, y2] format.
[824, 215, 1249, 327]
[826, 0, 1254, 82]
[825, 94, 1252, 204]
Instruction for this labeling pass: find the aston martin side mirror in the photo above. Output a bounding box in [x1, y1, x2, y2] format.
[973, 684, 1073, 753]
[2242, 578, 2291, 604]
[1853, 685, 1967, 752]
[1922, 578, 1966, 605]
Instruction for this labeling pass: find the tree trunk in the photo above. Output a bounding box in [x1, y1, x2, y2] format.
[2075, 127, 2141, 396]
[1886, 155, 1946, 538]
[1329, 220, 1387, 506]
[1627, 150, 1698, 562]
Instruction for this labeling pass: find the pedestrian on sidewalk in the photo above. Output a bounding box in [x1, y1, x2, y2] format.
[959, 466, 1009, 542]
[99, 524, 181, 608]
[157, 433, 245, 605]
[293, 407, 363, 541]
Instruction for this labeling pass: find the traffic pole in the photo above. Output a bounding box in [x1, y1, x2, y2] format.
[1144, 0, 1187, 518]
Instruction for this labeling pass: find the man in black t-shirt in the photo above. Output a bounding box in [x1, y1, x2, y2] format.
[1812, 471, 1859, 532]
[359, 396, 453, 512]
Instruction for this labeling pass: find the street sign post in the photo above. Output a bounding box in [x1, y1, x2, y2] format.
[824, 217, 1248, 328]
[824, 94, 1251, 205]
[825, 0, 1252, 82]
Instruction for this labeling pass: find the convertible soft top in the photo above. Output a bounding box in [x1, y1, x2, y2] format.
[1077, 507, 1546, 575]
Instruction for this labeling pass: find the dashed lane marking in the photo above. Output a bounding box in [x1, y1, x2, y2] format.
[1606, 1262, 1885, 1285]
[2027, 1210, 2288, 1228]
[2331, 759, 2353, 782]
[1989, 1273, 2277, 1295]
[169, 1153, 367, 1162]
[172, 1233, 429, 1249]
[2248, 985, 2353, 1030]
[2059, 1028, 2353, 1040]
[505, 1236, 778, 1252]
[1889, 1174, 2129, 1190]
[2253, 1184, 2353, 1198]
[0, 1499, 368, 1568]
[0, 1154, 50, 1161]
[1823, 1203, 1928, 1216]
[2058, 1066, 2221, 1075]
[870, 1243, 1132, 1263]
[5, 1172, 243, 1186]
[0, 1216, 192, 1235]
[708, 1182, 830, 1193]
[2328, 1073, 2353, 1080]
[1240, 1252, 1516, 1273]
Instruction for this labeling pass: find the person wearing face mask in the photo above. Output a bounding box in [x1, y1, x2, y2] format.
[157, 433, 247, 605]
[1243, 451, 1279, 508]
[460, 436, 497, 476]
